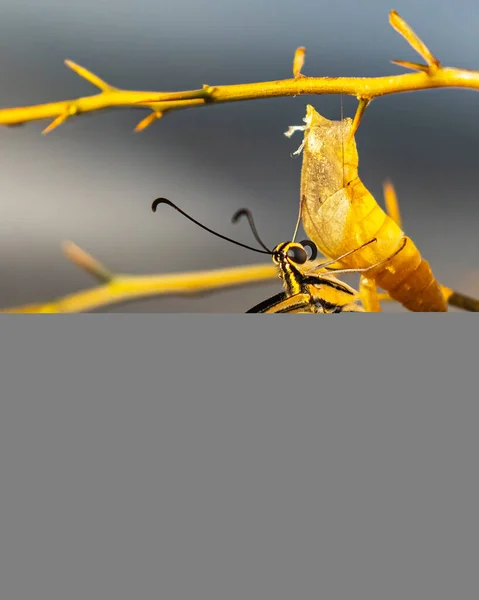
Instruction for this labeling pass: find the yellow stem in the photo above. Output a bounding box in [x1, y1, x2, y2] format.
[1, 10, 479, 131]
[0, 263, 278, 313]
[2, 69, 479, 130]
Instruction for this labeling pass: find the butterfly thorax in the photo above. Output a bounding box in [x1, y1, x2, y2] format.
[272, 242, 308, 297]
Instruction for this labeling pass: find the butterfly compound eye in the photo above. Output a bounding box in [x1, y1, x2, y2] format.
[287, 245, 308, 264]
[300, 240, 318, 261]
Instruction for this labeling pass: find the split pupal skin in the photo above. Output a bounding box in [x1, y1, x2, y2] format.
[295, 105, 403, 267]
[300, 105, 359, 208]
[292, 105, 447, 312]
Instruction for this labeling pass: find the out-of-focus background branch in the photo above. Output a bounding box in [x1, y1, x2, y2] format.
[1, 0, 479, 312]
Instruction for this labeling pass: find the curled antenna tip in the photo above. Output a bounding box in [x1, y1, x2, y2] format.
[230, 207, 272, 253]
[231, 208, 249, 224]
[151, 197, 173, 212]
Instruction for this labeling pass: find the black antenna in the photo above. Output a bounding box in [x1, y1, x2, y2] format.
[231, 208, 272, 253]
[151, 198, 271, 255]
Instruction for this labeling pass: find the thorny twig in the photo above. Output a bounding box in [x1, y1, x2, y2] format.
[1, 11, 479, 136]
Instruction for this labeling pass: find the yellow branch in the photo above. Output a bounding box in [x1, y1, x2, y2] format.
[1, 11, 479, 133]
[0, 242, 278, 313]
[0, 266, 277, 313]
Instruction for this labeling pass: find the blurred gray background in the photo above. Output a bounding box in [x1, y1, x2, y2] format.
[1, 0, 479, 312]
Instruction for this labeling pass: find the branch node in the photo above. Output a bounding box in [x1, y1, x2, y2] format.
[202, 84, 216, 101]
